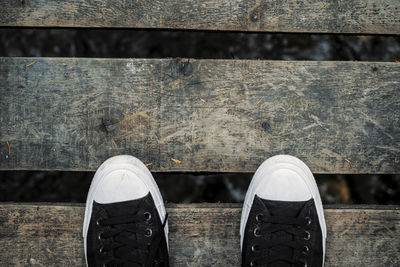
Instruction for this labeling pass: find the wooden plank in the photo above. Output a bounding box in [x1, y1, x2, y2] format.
[1, 0, 399, 34]
[0, 203, 399, 266]
[1, 57, 399, 173]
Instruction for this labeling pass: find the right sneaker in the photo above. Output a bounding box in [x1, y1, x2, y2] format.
[240, 155, 326, 267]
[83, 155, 169, 267]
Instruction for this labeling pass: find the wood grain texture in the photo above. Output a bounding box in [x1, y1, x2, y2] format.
[0, 203, 399, 266]
[1, 0, 399, 34]
[1, 57, 399, 173]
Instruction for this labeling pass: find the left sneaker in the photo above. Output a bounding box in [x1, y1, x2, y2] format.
[83, 155, 169, 267]
[240, 155, 326, 267]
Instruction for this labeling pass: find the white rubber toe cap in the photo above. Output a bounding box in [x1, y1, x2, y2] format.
[92, 169, 149, 204]
[256, 167, 313, 202]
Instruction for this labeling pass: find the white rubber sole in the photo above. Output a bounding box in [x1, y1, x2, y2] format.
[240, 155, 326, 266]
[82, 155, 168, 266]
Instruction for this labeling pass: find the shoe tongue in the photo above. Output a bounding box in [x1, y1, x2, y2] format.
[259, 197, 308, 217]
[95, 192, 152, 217]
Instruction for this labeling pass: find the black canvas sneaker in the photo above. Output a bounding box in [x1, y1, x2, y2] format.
[83, 155, 169, 267]
[240, 155, 326, 267]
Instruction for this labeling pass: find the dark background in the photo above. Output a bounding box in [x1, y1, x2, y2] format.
[1, 28, 399, 204]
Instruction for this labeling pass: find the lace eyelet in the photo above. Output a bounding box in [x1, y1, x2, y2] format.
[144, 212, 152, 222]
[97, 231, 104, 240]
[303, 245, 309, 254]
[304, 261, 308, 267]
[304, 230, 311, 240]
[305, 217, 311, 225]
[251, 245, 259, 252]
[98, 246, 106, 254]
[96, 218, 103, 226]
[255, 213, 263, 222]
[250, 260, 257, 267]
[145, 228, 153, 237]
[253, 227, 261, 237]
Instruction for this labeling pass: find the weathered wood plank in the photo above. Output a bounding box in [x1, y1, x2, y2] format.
[0, 203, 399, 266]
[1, 0, 399, 34]
[1, 57, 399, 173]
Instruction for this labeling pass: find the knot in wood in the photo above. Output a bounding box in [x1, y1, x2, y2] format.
[101, 118, 119, 133]
[179, 61, 193, 76]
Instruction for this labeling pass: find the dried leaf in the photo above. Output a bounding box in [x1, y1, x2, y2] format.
[6, 141, 10, 155]
[26, 60, 37, 67]
[345, 158, 353, 168]
[171, 158, 181, 165]
[254, 97, 263, 107]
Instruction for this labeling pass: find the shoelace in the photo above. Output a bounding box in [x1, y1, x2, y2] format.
[97, 212, 168, 267]
[250, 213, 311, 267]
